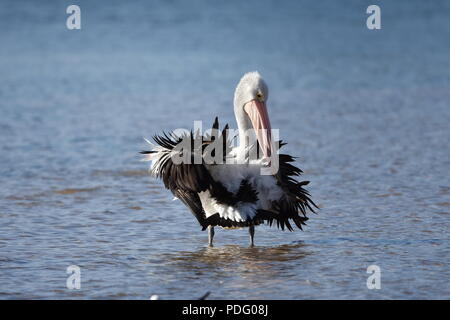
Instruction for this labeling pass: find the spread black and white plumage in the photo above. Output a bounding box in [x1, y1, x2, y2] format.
[141, 72, 317, 246]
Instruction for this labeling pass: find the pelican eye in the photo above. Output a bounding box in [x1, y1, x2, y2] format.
[256, 92, 264, 101]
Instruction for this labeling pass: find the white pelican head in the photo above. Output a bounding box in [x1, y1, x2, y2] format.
[233, 71, 272, 159]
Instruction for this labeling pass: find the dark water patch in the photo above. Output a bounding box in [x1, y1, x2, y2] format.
[131, 219, 160, 223]
[436, 202, 450, 207]
[91, 169, 149, 177]
[54, 187, 101, 195]
[373, 192, 403, 198]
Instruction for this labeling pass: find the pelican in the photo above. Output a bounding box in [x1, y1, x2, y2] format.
[141, 72, 317, 246]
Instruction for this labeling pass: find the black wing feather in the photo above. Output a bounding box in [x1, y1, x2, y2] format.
[256, 140, 318, 231]
[142, 117, 232, 229]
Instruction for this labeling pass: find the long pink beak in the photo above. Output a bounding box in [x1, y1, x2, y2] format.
[244, 99, 272, 160]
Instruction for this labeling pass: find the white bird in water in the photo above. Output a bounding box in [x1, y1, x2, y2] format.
[141, 72, 317, 246]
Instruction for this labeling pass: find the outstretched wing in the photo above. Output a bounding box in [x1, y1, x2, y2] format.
[141, 117, 232, 229]
[258, 141, 318, 231]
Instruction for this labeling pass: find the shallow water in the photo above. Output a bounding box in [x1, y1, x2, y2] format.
[0, 0, 449, 299]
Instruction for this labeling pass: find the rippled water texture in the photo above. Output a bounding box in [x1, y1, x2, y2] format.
[0, 0, 449, 299]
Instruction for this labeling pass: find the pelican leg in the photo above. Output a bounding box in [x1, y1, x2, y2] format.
[249, 225, 255, 247]
[208, 226, 215, 247]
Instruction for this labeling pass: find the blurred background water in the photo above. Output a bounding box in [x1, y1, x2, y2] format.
[0, 0, 449, 299]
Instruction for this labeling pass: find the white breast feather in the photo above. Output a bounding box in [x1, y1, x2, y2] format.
[201, 157, 284, 222]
